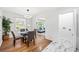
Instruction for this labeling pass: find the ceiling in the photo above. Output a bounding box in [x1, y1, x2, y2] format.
[0, 7, 58, 16]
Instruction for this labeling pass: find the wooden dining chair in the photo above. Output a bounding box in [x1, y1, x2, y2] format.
[27, 31, 35, 47]
[11, 31, 22, 47]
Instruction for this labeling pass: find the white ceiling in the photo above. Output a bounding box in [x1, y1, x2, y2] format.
[0, 7, 58, 16]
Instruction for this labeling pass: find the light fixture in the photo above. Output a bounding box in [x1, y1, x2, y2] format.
[25, 9, 32, 19]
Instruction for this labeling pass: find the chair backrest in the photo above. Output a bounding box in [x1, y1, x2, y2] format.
[11, 31, 16, 40]
[20, 29, 25, 32]
[28, 31, 34, 41]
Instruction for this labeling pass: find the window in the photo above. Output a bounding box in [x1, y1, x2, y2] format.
[36, 21, 45, 29]
[15, 18, 26, 31]
[36, 17, 46, 31]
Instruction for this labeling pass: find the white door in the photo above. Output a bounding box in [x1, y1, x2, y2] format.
[0, 16, 2, 46]
[59, 11, 76, 51]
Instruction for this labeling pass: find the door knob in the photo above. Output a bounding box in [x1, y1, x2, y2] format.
[69, 29, 71, 31]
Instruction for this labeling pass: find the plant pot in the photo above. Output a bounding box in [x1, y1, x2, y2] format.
[3, 35, 9, 41]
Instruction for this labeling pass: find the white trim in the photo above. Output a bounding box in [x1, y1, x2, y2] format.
[73, 9, 77, 51]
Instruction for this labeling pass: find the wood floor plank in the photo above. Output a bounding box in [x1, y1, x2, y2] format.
[0, 35, 52, 52]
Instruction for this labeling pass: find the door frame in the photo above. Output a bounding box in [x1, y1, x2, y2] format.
[0, 16, 2, 46]
[58, 9, 77, 51]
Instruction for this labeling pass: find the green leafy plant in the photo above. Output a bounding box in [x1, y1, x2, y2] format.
[2, 16, 12, 35]
[36, 21, 44, 29]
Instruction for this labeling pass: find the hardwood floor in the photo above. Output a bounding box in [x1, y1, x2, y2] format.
[0, 35, 52, 52]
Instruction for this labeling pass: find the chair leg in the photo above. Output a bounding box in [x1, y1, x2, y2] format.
[22, 37, 24, 43]
[33, 39, 35, 45]
[13, 40, 16, 47]
[27, 40, 29, 47]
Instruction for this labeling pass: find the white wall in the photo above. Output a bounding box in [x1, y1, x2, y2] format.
[33, 9, 58, 41]
[2, 10, 25, 37]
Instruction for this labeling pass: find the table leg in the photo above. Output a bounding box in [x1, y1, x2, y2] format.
[27, 40, 29, 47]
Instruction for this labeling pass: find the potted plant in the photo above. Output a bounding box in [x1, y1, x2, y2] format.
[2, 16, 12, 40]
